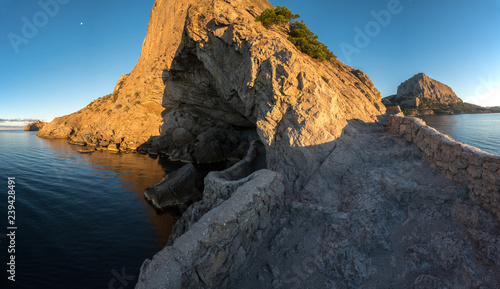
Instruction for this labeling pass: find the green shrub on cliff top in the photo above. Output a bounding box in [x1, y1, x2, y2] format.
[255, 6, 299, 28]
[288, 21, 336, 61]
[256, 6, 336, 62]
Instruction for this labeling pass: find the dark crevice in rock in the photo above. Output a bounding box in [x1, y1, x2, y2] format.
[156, 34, 260, 165]
[163, 39, 254, 128]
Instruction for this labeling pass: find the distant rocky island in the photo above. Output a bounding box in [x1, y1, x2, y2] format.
[24, 120, 46, 131]
[383, 73, 500, 116]
[35, 0, 500, 288]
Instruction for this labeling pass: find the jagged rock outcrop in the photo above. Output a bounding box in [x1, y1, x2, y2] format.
[382, 73, 500, 116]
[36, 0, 180, 148]
[150, 0, 385, 191]
[383, 73, 463, 109]
[166, 140, 267, 245]
[38, 0, 385, 191]
[24, 120, 46, 131]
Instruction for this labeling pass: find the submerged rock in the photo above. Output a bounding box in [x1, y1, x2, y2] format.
[144, 164, 202, 210]
[77, 149, 95, 154]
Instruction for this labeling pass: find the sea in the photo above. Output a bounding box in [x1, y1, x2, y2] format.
[0, 131, 183, 289]
[422, 113, 500, 156]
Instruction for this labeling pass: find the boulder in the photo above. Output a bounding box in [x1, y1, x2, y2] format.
[386, 105, 403, 115]
[107, 143, 120, 153]
[68, 135, 87, 146]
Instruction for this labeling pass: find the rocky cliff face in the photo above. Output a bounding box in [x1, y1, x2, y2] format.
[383, 73, 465, 114]
[24, 120, 46, 131]
[36, 0, 186, 148]
[150, 0, 386, 191]
[38, 0, 385, 192]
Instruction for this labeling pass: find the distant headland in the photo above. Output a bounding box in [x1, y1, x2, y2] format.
[383, 73, 500, 116]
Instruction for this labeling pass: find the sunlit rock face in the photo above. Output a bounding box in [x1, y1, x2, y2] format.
[383, 73, 463, 109]
[148, 0, 385, 191]
[39, 0, 385, 192]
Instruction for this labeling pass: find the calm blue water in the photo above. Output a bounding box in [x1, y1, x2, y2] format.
[0, 131, 181, 289]
[422, 113, 500, 156]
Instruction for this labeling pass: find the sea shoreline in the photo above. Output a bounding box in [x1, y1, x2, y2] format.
[405, 110, 500, 117]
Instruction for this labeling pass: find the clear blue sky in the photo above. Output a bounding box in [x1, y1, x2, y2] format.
[1, 0, 500, 128]
[0, 0, 155, 128]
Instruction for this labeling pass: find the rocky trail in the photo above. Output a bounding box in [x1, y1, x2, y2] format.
[234, 120, 500, 289]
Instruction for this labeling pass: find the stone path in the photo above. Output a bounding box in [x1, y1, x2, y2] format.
[233, 120, 500, 289]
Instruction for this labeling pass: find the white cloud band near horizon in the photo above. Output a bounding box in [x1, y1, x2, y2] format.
[0, 118, 41, 129]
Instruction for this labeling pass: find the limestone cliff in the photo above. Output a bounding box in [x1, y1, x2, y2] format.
[149, 0, 386, 191]
[36, 0, 187, 148]
[24, 120, 46, 131]
[39, 0, 385, 191]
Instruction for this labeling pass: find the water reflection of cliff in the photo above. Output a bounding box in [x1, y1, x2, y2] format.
[39, 137, 182, 247]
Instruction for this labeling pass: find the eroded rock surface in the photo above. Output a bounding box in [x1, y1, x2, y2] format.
[166, 140, 267, 245]
[136, 167, 285, 288]
[151, 0, 385, 191]
[232, 120, 500, 289]
[38, 0, 385, 189]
